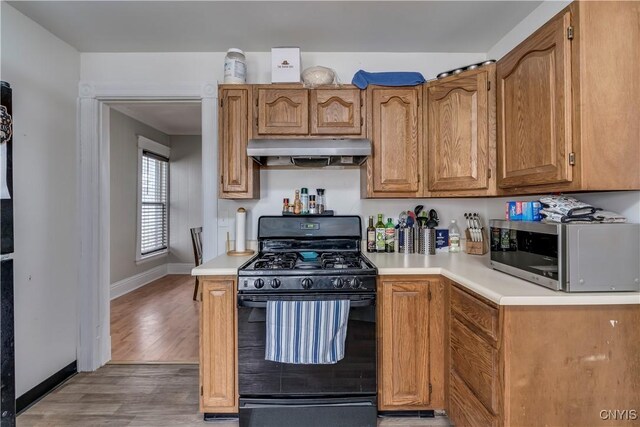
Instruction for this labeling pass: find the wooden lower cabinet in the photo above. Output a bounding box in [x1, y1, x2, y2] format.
[377, 276, 446, 411]
[447, 280, 640, 427]
[200, 277, 238, 414]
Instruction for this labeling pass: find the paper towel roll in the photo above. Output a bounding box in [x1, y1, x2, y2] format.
[235, 208, 246, 252]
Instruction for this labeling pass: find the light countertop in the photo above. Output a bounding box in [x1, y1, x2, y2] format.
[193, 251, 640, 306]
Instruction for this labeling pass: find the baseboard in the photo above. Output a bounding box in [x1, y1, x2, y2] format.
[16, 360, 77, 414]
[110, 264, 168, 300]
[167, 262, 195, 275]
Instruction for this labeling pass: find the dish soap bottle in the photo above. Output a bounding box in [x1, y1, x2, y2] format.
[385, 218, 395, 253]
[375, 214, 386, 252]
[367, 216, 376, 253]
[449, 219, 461, 253]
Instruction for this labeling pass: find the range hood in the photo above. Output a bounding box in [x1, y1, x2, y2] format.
[247, 139, 371, 168]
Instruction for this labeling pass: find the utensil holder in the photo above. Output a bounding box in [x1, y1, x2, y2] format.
[398, 227, 415, 254]
[418, 228, 436, 255]
[464, 228, 488, 255]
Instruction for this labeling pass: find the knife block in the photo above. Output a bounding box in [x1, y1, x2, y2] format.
[464, 228, 488, 255]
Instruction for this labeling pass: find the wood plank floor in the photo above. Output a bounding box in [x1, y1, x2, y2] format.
[18, 365, 451, 426]
[110, 274, 199, 363]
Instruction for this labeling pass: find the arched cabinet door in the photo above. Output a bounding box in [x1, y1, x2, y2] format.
[310, 88, 364, 136]
[496, 11, 573, 189]
[426, 65, 496, 195]
[364, 86, 422, 198]
[257, 88, 308, 135]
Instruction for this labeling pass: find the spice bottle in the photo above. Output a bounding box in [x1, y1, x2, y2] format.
[293, 190, 302, 215]
[316, 189, 326, 214]
[309, 195, 317, 214]
[282, 198, 290, 214]
[300, 188, 309, 214]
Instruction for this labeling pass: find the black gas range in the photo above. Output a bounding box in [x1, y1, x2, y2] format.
[238, 216, 377, 294]
[236, 216, 378, 427]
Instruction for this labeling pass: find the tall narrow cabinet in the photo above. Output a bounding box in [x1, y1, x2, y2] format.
[219, 86, 260, 199]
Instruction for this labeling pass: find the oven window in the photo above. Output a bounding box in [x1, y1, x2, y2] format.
[490, 227, 559, 280]
[238, 304, 376, 397]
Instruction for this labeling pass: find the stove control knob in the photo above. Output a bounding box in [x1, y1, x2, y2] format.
[301, 278, 313, 289]
[254, 278, 265, 289]
[270, 278, 281, 289]
[350, 277, 362, 289]
[332, 278, 344, 289]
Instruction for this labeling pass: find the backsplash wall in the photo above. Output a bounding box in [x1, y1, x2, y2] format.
[218, 168, 640, 253]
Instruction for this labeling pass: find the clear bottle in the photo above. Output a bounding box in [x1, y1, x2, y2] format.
[385, 218, 395, 253]
[375, 214, 386, 252]
[300, 188, 309, 214]
[366, 216, 376, 253]
[282, 198, 289, 214]
[293, 190, 302, 215]
[449, 219, 461, 253]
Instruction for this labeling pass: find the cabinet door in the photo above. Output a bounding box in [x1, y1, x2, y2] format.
[366, 87, 421, 197]
[200, 279, 237, 413]
[426, 67, 495, 194]
[497, 11, 573, 188]
[310, 88, 363, 135]
[257, 88, 309, 135]
[219, 87, 259, 199]
[378, 279, 430, 409]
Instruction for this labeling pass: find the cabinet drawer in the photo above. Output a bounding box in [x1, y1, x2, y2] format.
[450, 317, 499, 414]
[451, 285, 498, 341]
[449, 370, 498, 427]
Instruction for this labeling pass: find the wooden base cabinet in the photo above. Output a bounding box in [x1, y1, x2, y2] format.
[377, 277, 446, 411]
[447, 280, 640, 427]
[497, 1, 640, 193]
[200, 277, 238, 414]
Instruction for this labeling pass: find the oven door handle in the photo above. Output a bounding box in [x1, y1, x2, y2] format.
[237, 296, 375, 309]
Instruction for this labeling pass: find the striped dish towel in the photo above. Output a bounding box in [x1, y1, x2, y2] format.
[265, 300, 350, 364]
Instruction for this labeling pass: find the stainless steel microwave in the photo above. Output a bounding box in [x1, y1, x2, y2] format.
[489, 220, 640, 292]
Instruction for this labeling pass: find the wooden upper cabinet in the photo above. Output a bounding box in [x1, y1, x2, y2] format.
[497, 11, 573, 189]
[219, 86, 259, 199]
[426, 66, 496, 195]
[363, 86, 421, 198]
[257, 88, 308, 135]
[200, 278, 237, 413]
[310, 88, 364, 136]
[378, 278, 431, 410]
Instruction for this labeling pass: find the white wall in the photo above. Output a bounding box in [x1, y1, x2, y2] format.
[168, 135, 202, 265]
[1, 4, 79, 396]
[81, 52, 486, 85]
[109, 109, 171, 283]
[487, 0, 571, 60]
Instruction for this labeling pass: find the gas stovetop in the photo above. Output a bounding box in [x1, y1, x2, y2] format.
[238, 216, 377, 293]
[243, 251, 374, 272]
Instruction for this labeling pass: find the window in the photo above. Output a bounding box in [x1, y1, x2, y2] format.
[137, 136, 170, 261]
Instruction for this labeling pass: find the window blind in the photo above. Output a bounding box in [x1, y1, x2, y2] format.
[140, 150, 169, 256]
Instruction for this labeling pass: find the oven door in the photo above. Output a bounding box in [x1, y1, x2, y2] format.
[237, 293, 377, 398]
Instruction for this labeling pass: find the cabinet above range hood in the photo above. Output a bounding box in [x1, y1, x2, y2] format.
[247, 139, 371, 168]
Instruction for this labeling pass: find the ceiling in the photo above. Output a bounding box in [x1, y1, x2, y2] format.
[109, 102, 202, 135]
[8, 1, 543, 53]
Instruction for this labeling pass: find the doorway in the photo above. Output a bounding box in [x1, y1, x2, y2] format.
[105, 101, 202, 363]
